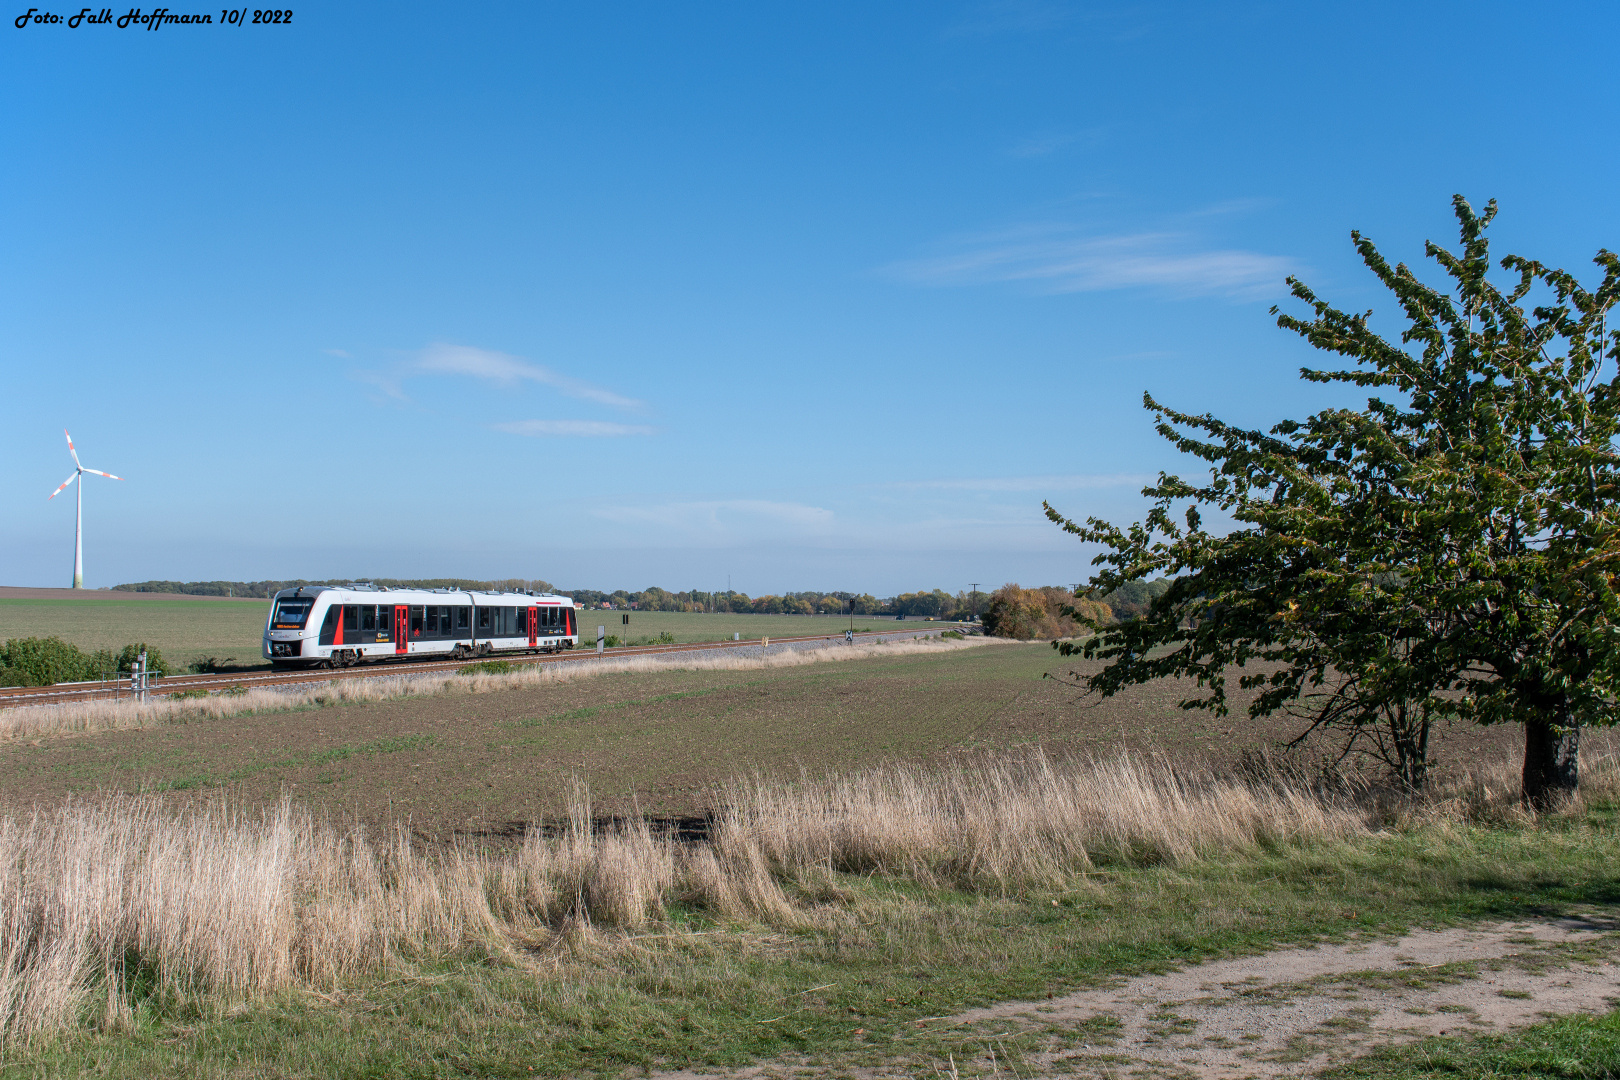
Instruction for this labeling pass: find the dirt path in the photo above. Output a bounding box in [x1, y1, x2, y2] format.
[654, 915, 1620, 1079]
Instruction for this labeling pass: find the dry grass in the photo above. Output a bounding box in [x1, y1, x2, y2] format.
[721, 751, 1371, 891]
[0, 746, 1359, 1042]
[1403, 728, 1620, 827]
[0, 734, 1613, 1044]
[0, 635, 1002, 741]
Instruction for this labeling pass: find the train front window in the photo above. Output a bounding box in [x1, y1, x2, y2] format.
[272, 598, 313, 628]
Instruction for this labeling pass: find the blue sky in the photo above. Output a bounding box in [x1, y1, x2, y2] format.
[4, 1, 1617, 595]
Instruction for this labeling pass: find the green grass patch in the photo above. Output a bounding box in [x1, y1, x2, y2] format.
[1322, 1008, 1620, 1078]
[457, 659, 514, 675]
[308, 734, 436, 765]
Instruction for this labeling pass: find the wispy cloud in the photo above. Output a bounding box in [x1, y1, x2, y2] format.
[324, 347, 351, 358]
[417, 343, 643, 411]
[494, 419, 656, 438]
[885, 224, 1297, 300]
[349, 368, 406, 401]
[893, 473, 1153, 493]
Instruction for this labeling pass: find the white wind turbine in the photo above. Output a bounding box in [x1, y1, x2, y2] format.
[47, 430, 124, 589]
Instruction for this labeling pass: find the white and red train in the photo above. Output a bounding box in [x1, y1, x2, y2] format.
[262, 584, 579, 668]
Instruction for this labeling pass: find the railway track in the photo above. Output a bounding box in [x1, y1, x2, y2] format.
[0, 626, 967, 710]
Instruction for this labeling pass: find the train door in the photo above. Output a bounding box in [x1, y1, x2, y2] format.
[393, 605, 409, 655]
[527, 606, 538, 647]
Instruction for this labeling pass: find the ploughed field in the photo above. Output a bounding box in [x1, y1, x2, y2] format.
[0, 588, 894, 672]
[0, 642, 1521, 840]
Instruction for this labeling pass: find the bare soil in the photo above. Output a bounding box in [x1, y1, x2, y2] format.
[0, 643, 1520, 842]
[651, 915, 1620, 1079]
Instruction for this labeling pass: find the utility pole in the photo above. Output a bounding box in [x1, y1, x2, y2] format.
[969, 584, 980, 623]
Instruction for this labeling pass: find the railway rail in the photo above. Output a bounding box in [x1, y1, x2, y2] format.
[0, 626, 968, 710]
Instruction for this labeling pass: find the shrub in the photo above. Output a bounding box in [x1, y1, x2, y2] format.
[458, 660, 514, 676]
[982, 585, 1111, 640]
[116, 644, 171, 679]
[604, 634, 623, 648]
[188, 656, 237, 674]
[0, 638, 115, 687]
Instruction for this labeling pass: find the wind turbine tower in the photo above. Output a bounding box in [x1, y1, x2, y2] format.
[48, 430, 124, 589]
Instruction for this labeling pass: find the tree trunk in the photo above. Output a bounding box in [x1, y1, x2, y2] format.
[1522, 711, 1580, 810]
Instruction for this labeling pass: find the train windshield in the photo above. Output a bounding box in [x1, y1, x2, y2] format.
[272, 598, 314, 628]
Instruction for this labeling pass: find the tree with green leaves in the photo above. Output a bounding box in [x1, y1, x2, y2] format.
[1047, 197, 1620, 806]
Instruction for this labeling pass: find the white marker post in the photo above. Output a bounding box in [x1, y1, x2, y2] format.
[597, 625, 606, 654]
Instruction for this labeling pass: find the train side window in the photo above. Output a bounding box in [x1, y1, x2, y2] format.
[457, 606, 470, 630]
[547, 606, 557, 627]
[426, 608, 439, 635]
[440, 606, 452, 635]
[477, 607, 490, 630]
[509, 607, 519, 634]
[361, 606, 375, 632]
[410, 606, 424, 636]
[343, 605, 358, 633]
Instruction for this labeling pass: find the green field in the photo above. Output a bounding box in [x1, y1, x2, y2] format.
[0, 595, 916, 671]
[0, 596, 272, 670]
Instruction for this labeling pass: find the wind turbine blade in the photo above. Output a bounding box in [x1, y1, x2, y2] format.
[81, 468, 123, 480]
[48, 472, 79, 500]
[64, 430, 82, 469]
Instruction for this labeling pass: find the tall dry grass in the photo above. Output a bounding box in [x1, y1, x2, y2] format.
[0, 635, 1001, 741]
[0, 739, 1614, 1042]
[720, 751, 1370, 891]
[1400, 728, 1620, 827]
[0, 748, 1369, 1041]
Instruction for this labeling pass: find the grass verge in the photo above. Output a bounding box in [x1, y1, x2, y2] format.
[0, 751, 1613, 1077]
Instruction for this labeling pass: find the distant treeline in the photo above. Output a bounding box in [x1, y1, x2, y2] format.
[566, 587, 968, 617]
[113, 579, 555, 599]
[114, 578, 1170, 628]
